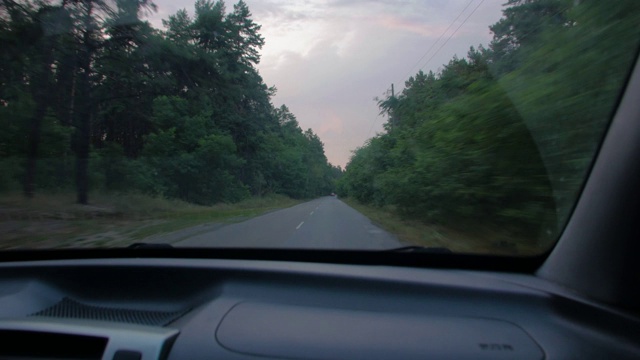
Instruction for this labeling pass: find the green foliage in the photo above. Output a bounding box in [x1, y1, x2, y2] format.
[341, 0, 640, 245]
[0, 0, 338, 204]
[0, 158, 22, 192]
[33, 111, 74, 191]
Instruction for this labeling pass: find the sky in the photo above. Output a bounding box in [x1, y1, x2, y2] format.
[145, 0, 506, 168]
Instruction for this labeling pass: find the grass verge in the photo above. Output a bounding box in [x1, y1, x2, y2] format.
[341, 197, 541, 256]
[0, 192, 302, 249]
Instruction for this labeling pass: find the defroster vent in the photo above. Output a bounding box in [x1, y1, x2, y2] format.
[30, 297, 188, 326]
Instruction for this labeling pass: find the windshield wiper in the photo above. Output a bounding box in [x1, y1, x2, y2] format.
[128, 243, 173, 249]
[384, 246, 453, 254]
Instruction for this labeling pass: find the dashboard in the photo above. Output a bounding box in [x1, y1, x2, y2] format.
[0, 257, 638, 359]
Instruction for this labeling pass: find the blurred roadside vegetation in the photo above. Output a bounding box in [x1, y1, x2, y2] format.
[338, 0, 640, 252]
[342, 198, 538, 255]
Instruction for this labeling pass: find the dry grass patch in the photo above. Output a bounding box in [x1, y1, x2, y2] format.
[341, 197, 543, 256]
[0, 192, 301, 249]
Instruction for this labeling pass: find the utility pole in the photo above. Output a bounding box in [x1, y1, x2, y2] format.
[391, 83, 394, 98]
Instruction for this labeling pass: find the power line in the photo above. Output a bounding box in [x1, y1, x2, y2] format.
[366, 112, 382, 139]
[397, 0, 476, 87]
[372, 0, 486, 139]
[418, 0, 486, 73]
[372, 0, 562, 139]
[516, 5, 571, 43]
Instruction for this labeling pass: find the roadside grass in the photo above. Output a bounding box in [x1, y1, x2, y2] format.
[341, 197, 542, 256]
[0, 192, 302, 249]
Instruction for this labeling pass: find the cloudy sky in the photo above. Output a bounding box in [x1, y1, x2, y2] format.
[146, 0, 506, 167]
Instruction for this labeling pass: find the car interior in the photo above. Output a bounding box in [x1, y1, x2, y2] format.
[0, 7, 639, 360]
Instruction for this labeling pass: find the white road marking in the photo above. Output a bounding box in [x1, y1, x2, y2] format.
[296, 222, 304, 230]
[310, 211, 314, 215]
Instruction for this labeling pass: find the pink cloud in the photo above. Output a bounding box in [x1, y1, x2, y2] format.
[317, 111, 345, 137]
[377, 15, 445, 37]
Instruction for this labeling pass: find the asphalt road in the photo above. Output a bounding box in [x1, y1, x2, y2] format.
[172, 196, 401, 249]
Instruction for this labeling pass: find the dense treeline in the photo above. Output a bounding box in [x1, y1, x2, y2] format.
[339, 0, 640, 244]
[0, 0, 340, 204]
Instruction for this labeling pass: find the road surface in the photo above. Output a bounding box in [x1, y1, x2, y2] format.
[163, 197, 401, 249]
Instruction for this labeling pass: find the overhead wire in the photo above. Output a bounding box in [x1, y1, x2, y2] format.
[366, 112, 383, 139]
[418, 0, 486, 73]
[369, 0, 567, 139]
[369, 0, 487, 138]
[397, 0, 477, 87]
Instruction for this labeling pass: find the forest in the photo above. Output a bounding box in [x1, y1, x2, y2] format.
[338, 0, 640, 245]
[0, 0, 341, 205]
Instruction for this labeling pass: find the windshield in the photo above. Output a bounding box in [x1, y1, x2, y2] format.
[1, 0, 638, 255]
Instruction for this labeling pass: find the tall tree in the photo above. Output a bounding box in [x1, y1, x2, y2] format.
[66, 0, 155, 203]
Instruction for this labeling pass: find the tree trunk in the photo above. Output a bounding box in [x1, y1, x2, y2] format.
[74, 62, 91, 205]
[24, 38, 55, 198]
[23, 103, 46, 198]
[74, 3, 94, 205]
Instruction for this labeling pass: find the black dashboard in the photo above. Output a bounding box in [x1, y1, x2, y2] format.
[0, 257, 637, 359]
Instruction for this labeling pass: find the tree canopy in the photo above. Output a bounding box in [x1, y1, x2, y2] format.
[0, 0, 341, 204]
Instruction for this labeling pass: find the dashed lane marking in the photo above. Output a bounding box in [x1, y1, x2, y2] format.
[296, 222, 304, 230]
